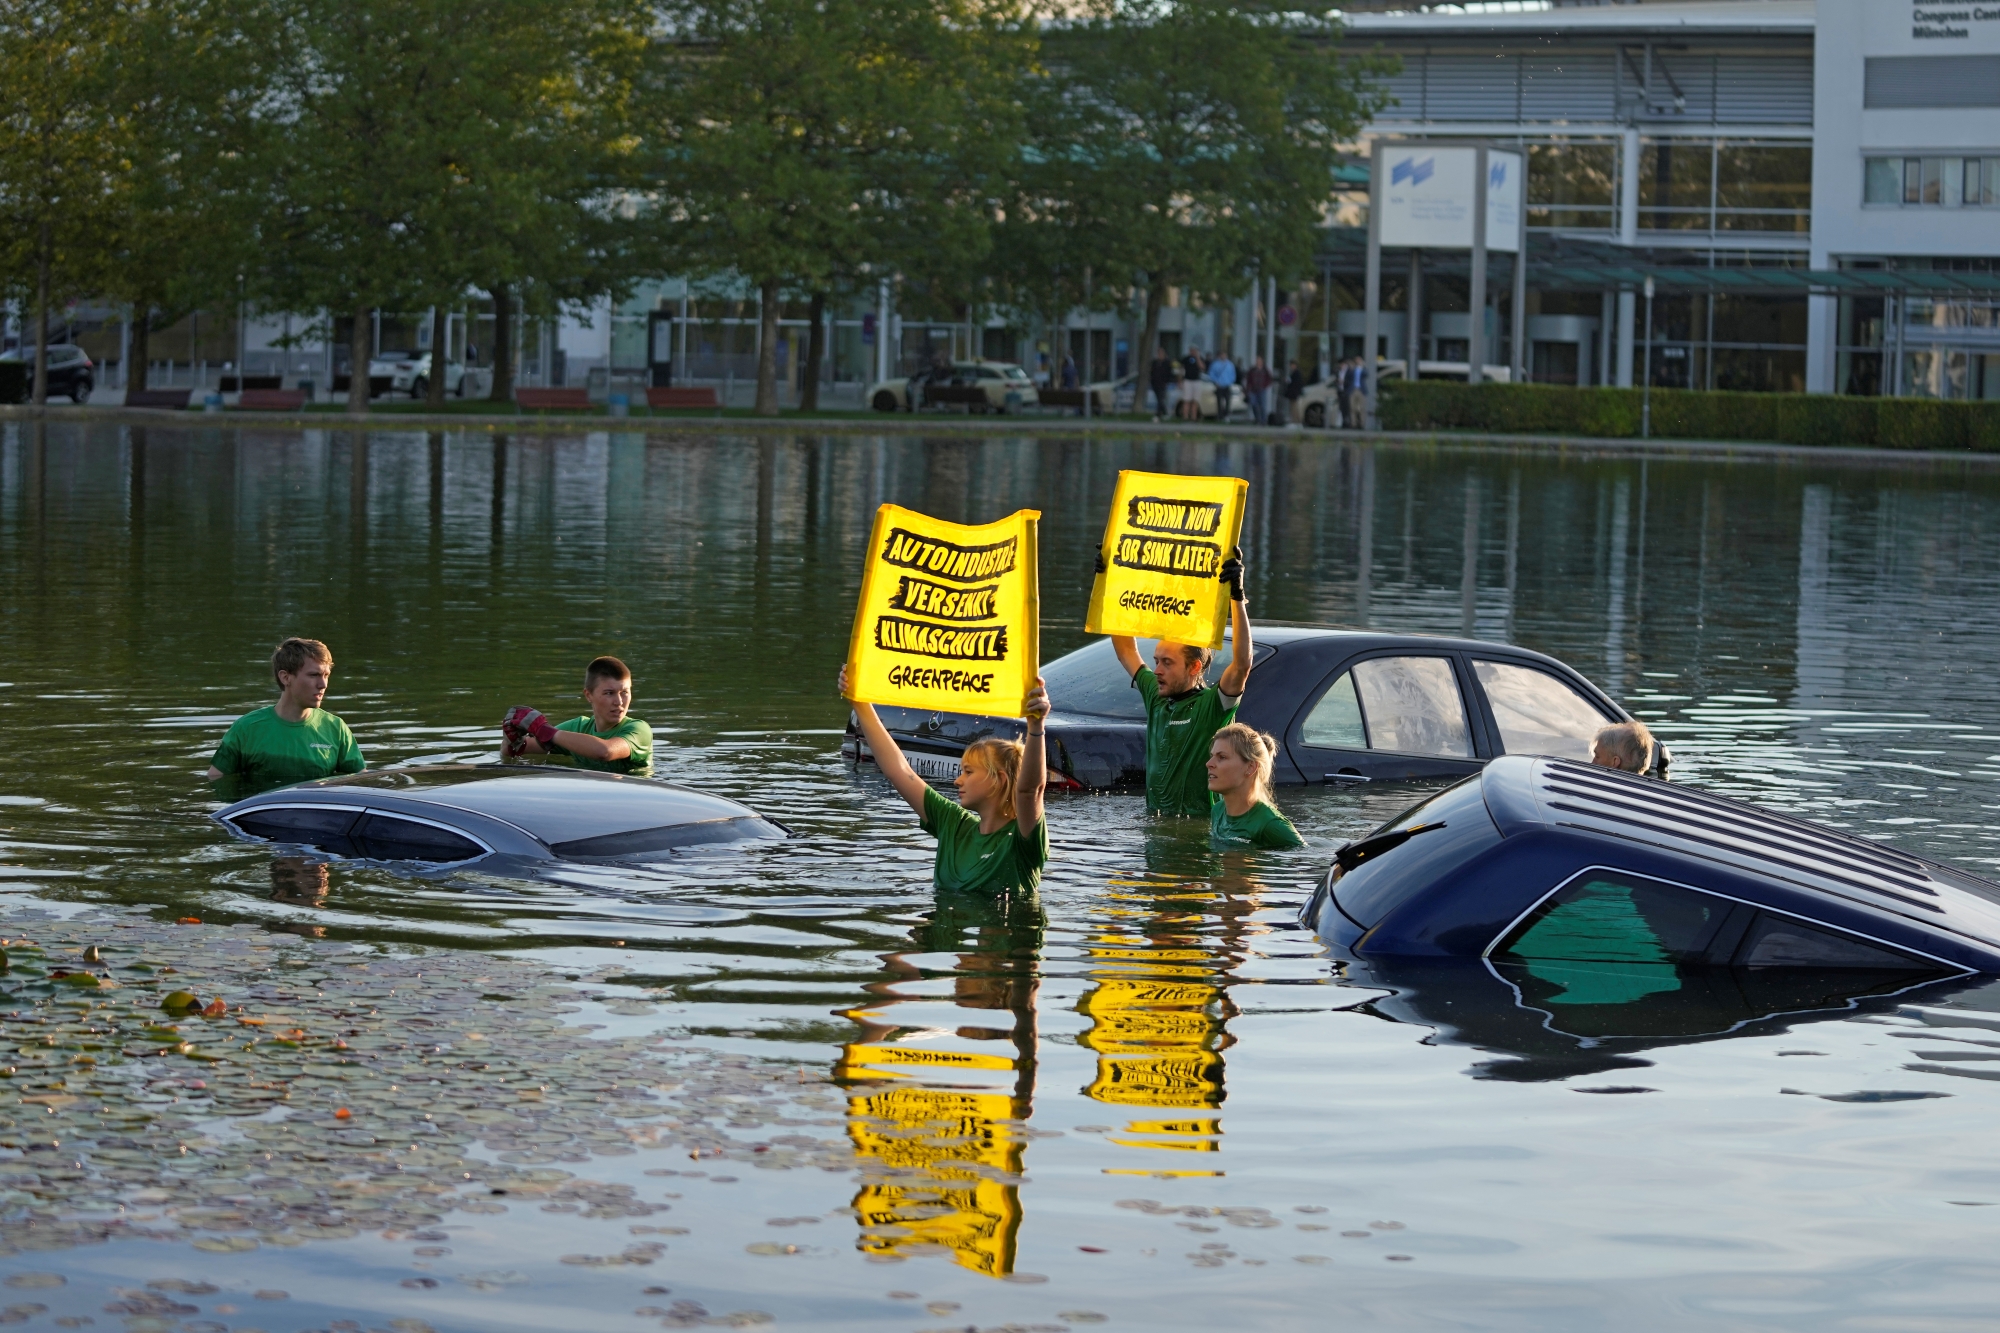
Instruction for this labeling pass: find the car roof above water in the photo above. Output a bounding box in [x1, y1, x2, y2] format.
[1485, 756, 2000, 940]
[283, 765, 760, 845]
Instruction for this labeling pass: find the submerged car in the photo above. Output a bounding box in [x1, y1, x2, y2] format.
[1301, 754, 2000, 977]
[213, 764, 786, 869]
[844, 626, 1647, 790]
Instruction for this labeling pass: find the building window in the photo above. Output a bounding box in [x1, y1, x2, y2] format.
[1864, 157, 2000, 207]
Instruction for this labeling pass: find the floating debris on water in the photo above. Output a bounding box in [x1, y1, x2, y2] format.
[0, 909, 860, 1270]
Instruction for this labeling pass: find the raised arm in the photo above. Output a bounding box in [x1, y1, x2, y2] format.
[1217, 549, 1253, 698]
[839, 665, 929, 816]
[1110, 636, 1142, 679]
[1016, 677, 1049, 836]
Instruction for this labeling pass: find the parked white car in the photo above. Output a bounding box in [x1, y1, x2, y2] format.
[868, 360, 1036, 412]
[369, 351, 466, 398]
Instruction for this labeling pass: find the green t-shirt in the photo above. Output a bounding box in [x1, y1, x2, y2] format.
[920, 786, 1048, 895]
[1134, 667, 1238, 818]
[1210, 796, 1304, 849]
[210, 706, 364, 788]
[553, 715, 653, 775]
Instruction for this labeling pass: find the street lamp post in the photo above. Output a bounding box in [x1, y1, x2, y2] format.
[1641, 274, 1655, 440]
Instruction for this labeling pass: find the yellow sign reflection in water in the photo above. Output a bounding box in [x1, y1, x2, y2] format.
[843, 1078, 1026, 1278]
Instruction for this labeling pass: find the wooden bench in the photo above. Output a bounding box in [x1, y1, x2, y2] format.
[125, 388, 191, 409]
[515, 387, 593, 414]
[645, 386, 720, 409]
[220, 375, 282, 393]
[921, 384, 991, 412]
[237, 389, 308, 411]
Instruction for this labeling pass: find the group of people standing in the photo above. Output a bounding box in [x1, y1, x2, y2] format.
[1145, 346, 1319, 427]
[206, 555, 1304, 908]
[845, 547, 1302, 900]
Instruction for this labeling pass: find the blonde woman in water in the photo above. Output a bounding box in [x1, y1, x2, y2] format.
[1205, 723, 1303, 849]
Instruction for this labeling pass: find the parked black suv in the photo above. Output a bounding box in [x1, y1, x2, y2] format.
[0, 344, 95, 402]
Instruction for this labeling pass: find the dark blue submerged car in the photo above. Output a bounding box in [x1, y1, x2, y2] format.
[1301, 756, 2000, 1077]
[1303, 754, 2000, 978]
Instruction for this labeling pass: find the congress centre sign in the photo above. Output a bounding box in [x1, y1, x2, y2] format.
[1377, 146, 1523, 253]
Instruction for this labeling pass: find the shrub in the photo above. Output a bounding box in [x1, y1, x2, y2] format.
[1376, 379, 1996, 452]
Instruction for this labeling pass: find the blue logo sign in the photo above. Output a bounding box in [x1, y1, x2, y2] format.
[1390, 156, 1435, 187]
[1490, 160, 1508, 189]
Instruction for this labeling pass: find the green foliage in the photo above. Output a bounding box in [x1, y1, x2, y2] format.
[644, 0, 1028, 413]
[1377, 380, 2000, 453]
[996, 0, 1391, 395]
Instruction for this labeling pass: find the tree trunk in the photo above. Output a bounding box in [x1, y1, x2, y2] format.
[32, 227, 51, 407]
[128, 310, 152, 393]
[800, 291, 826, 412]
[753, 276, 781, 416]
[348, 303, 372, 417]
[487, 285, 514, 403]
[426, 304, 449, 409]
[1134, 277, 1166, 416]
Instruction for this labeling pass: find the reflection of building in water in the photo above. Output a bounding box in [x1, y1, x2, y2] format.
[833, 889, 1041, 1277]
[1075, 870, 1259, 1167]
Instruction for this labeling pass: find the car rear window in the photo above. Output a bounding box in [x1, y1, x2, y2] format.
[1040, 637, 1270, 719]
[1330, 775, 1502, 930]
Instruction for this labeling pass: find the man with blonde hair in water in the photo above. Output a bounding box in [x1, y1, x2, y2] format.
[207, 638, 365, 788]
[1107, 548, 1257, 818]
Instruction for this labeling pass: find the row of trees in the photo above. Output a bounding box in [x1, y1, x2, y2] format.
[0, 0, 1391, 414]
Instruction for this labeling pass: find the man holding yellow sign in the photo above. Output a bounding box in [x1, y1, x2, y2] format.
[1085, 471, 1258, 818]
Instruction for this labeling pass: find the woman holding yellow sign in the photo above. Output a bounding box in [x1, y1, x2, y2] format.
[839, 665, 1052, 895]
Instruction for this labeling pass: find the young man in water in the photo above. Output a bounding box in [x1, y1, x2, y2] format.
[502, 655, 654, 775]
[1109, 550, 1256, 818]
[206, 638, 365, 787]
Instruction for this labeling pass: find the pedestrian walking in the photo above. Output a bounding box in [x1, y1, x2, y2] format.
[1245, 355, 1274, 426]
[1282, 359, 1306, 425]
[1179, 347, 1206, 420]
[1208, 350, 1237, 421]
[1149, 346, 1174, 422]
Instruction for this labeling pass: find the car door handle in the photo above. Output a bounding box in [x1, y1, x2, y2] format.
[1324, 771, 1369, 785]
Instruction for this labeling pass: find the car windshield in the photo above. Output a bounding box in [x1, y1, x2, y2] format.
[1040, 636, 1271, 719]
[375, 350, 416, 361]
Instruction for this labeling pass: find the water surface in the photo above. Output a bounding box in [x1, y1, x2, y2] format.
[4, 421, 2000, 1329]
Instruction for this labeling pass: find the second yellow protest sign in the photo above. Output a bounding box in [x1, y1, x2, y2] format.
[1084, 471, 1248, 648]
[845, 504, 1040, 717]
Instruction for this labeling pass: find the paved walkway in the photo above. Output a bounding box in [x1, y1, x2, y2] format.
[5, 401, 1997, 470]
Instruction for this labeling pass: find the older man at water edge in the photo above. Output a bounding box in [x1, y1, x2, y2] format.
[207, 637, 365, 788]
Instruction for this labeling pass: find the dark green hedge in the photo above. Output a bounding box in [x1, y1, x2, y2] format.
[1377, 380, 2000, 452]
[0, 363, 25, 405]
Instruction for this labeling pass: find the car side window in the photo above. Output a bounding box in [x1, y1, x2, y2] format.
[1350, 657, 1472, 758]
[1495, 873, 1735, 966]
[231, 806, 358, 846]
[1731, 913, 1930, 969]
[1474, 659, 1610, 761]
[352, 813, 484, 863]
[1300, 672, 1365, 748]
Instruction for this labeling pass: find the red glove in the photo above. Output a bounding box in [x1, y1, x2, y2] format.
[501, 706, 558, 746]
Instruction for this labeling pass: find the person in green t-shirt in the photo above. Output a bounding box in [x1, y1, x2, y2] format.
[1109, 548, 1258, 817]
[502, 655, 653, 775]
[206, 637, 366, 790]
[838, 665, 1051, 895]
[1206, 723, 1303, 850]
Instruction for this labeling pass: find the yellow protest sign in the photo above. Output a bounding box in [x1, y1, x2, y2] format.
[845, 504, 1040, 718]
[1084, 471, 1248, 649]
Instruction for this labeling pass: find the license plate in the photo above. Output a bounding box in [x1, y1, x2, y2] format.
[904, 751, 962, 780]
